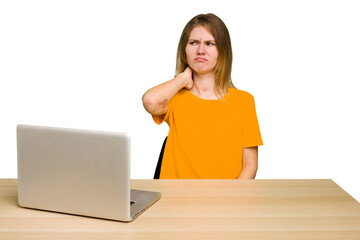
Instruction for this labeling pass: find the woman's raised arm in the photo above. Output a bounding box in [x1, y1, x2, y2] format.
[142, 67, 193, 116]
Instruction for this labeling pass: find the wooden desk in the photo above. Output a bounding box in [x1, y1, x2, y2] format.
[1, 179, 360, 239]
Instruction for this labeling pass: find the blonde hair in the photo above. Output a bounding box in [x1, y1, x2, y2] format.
[176, 13, 235, 96]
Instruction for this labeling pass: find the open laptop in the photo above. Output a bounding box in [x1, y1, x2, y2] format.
[16, 124, 161, 222]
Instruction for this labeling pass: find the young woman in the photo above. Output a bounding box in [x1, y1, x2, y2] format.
[142, 13, 263, 179]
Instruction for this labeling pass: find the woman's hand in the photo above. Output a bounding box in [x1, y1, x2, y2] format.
[142, 67, 194, 116]
[182, 67, 194, 90]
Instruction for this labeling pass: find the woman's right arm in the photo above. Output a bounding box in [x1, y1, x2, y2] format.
[142, 67, 193, 116]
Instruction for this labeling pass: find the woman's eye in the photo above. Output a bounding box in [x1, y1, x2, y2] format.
[188, 41, 215, 46]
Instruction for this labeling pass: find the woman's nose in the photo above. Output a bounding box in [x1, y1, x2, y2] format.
[196, 43, 205, 55]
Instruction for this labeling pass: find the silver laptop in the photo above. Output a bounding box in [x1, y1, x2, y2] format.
[17, 124, 160, 222]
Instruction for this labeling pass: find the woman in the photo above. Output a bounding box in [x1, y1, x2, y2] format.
[142, 13, 263, 179]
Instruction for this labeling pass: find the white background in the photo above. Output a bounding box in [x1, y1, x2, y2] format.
[1, 1, 359, 201]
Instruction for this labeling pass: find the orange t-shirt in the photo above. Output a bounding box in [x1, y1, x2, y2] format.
[153, 88, 263, 179]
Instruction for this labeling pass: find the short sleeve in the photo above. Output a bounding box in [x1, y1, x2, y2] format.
[152, 98, 173, 126]
[242, 94, 263, 148]
[152, 113, 168, 125]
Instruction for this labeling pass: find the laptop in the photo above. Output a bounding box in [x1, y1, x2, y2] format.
[16, 124, 161, 222]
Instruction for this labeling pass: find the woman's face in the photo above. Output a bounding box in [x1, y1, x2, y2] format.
[185, 25, 218, 75]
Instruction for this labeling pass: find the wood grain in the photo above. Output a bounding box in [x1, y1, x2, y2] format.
[1, 179, 359, 240]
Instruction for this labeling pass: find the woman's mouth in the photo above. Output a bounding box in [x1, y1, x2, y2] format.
[195, 57, 207, 62]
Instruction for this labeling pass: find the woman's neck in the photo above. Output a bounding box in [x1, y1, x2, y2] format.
[190, 72, 218, 100]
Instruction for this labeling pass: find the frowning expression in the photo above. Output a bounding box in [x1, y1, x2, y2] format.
[185, 26, 218, 75]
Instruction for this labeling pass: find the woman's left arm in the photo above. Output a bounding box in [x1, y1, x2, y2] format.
[237, 147, 258, 179]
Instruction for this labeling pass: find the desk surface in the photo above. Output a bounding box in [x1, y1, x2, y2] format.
[1, 179, 360, 240]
